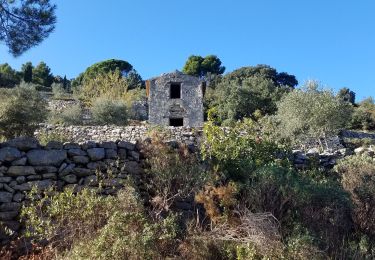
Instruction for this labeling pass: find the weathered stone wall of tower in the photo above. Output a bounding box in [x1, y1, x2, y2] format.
[148, 71, 204, 127]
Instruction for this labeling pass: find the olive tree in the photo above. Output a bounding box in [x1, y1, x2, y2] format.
[274, 80, 353, 147]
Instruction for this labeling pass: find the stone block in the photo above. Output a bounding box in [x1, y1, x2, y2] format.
[7, 166, 35, 176]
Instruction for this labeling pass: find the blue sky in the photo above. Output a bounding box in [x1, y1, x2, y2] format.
[1, 0, 374, 100]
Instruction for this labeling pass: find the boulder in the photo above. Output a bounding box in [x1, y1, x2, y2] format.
[81, 141, 96, 150]
[68, 149, 87, 157]
[11, 157, 27, 166]
[0, 147, 22, 162]
[72, 168, 93, 177]
[72, 156, 90, 164]
[14, 180, 55, 192]
[45, 141, 64, 150]
[105, 149, 118, 159]
[27, 149, 67, 166]
[7, 166, 35, 176]
[0, 202, 21, 212]
[59, 163, 75, 177]
[13, 192, 25, 202]
[5, 137, 39, 151]
[87, 148, 105, 161]
[0, 192, 13, 203]
[0, 211, 18, 221]
[63, 142, 80, 149]
[99, 141, 117, 150]
[34, 166, 58, 173]
[61, 174, 78, 184]
[117, 141, 136, 150]
[0, 177, 12, 183]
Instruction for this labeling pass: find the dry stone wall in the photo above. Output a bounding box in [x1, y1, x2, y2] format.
[0, 137, 146, 237]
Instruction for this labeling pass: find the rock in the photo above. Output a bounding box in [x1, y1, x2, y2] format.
[5, 137, 39, 151]
[99, 141, 117, 149]
[34, 166, 58, 174]
[27, 149, 67, 166]
[72, 168, 93, 177]
[58, 163, 68, 173]
[63, 142, 80, 149]
[130, 151, 140, 161]
[121, 161, 143, 175]
[81, 141, 96, 150]
[117, 141, 136, 150]
[0, 192, 13, 203]
[59, 163, 75, 177]
[72, 156, 90, 164]
[87, 162, 105, 170]
[68, 149, 87, 157]
[1, 221, 20, 232]
[13, 192, 25, 202]
[0, 147, 22, 162]
[0, 202, 21, 212]
[43, 173, 57, 180]
[87, 148, 105, 161]
[0, 211, 18, 221]
[354, 147, 366, 155]
[27, 175, 42, 181]
[105, 149, 118, 159]
[0, 166, 7, 174]
[0, 177, 12, 183]
[118, 149, 127, 159]
[45, 141, 64, 150]
[3, 184, 14, 193]
[15, 176, 26, 184]
[306, 148, 320, 156]
[61, 174, 78, 184]
[11, 157, 27, 166]
[7, 166, 35, 176]
[14, 180, 55, 192]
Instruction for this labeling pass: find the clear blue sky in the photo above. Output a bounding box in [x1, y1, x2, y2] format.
[1, 0, 374, 100]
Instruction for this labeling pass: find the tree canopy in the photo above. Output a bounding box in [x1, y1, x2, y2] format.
[182, 55, 225, 77]
[32, 61, 54, 87]
[0, 0, 56, 56]
[0, 63, 20, 87]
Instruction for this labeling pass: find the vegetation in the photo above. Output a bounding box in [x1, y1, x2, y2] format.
[0, 0, 56, 56]
[91, 98, 128, 126]
[49, 104, 84, 126]
[0, 86, 47, 139]
[183, 55, 225, 77]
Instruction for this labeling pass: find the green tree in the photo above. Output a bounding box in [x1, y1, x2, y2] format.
[274, 80, 353, 147]
[337, 87, 356, 105]
[21, 62, 33, 83]
[183, 55, 225, 77]
[72, 59, 143, 90]
[0, 0, 56, 56]
[0, 63, 20, 87]
[32, 61, 54, 87]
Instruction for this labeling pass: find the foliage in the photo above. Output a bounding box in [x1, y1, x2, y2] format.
[338, 87, 356, 104]
[0, 86, 47, 139]
[91, 97, 128, 126]
[0, 0, 56, 56]
[21, 62, 33, 83]
[51, 83, 72, 100]
[0, 63, 20, 87]
[48, 104, 83, 126]
[202, 119, 290, 182]
[183, 55, 225, 77]
[141, 131, 208, 216]
[274, 80, 353, 146]
[72, 59, 143, 91]
[335, 155, 375, 236]
[32, 61, 54, 88]
[77, 70, 129, 103]
[349, 97, 375, 130]
[37, 131, 71, 146]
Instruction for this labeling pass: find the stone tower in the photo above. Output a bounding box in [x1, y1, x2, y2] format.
[146, 71, 204, 127]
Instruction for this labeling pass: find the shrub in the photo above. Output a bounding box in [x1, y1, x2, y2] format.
[274, 80, 353, 147]
[48, 104, 84, 125]
[91, 98, 128, 126]
[335, 155, 375, 236]
[0, 86, 47, 139]
[141, 131, 208, 217]
[51, 82, 71, 100]
[37, 131, 71, 145]
[349, 97, 375, 131]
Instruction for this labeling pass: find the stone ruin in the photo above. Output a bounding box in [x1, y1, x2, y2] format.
[146, 70, 205, 127]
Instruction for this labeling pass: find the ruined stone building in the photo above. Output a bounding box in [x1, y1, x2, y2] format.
[146, 71, 205, 127]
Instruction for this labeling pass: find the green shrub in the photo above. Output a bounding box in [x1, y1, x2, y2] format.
[349, 97, 375, 131]
[91, 97, 128, 126]
[37, 131, 71, 145]
[0, 87, 47, 139]
[335, 155, 375, 236]
[48, 104, 83, 125]
[51, 82, 72, 100]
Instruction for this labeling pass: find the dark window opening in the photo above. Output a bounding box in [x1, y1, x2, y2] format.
[169, 118, 183, 126]
[170, 83, 181, 99]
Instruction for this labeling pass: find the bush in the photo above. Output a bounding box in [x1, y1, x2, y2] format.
[51, 82, 71, 100]
[48, 104, 83, 125]
[37, 131, 72, 146]
[349, 97, 375, 131]
[0, 86, 47, 139]
[91, 98, 128, 126]
[335, 155, 375, 236]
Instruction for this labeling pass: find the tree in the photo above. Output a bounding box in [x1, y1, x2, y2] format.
[274, 80, 353, 147]
[0, 0, 56, 56]
[21, 62, 33, 83]
[72, 59, 143, 90]
[32, 61, 54, 87]
[337, 87, 356, 105]
[182, 55, 225, 77]
[0, 63, 20, 87]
